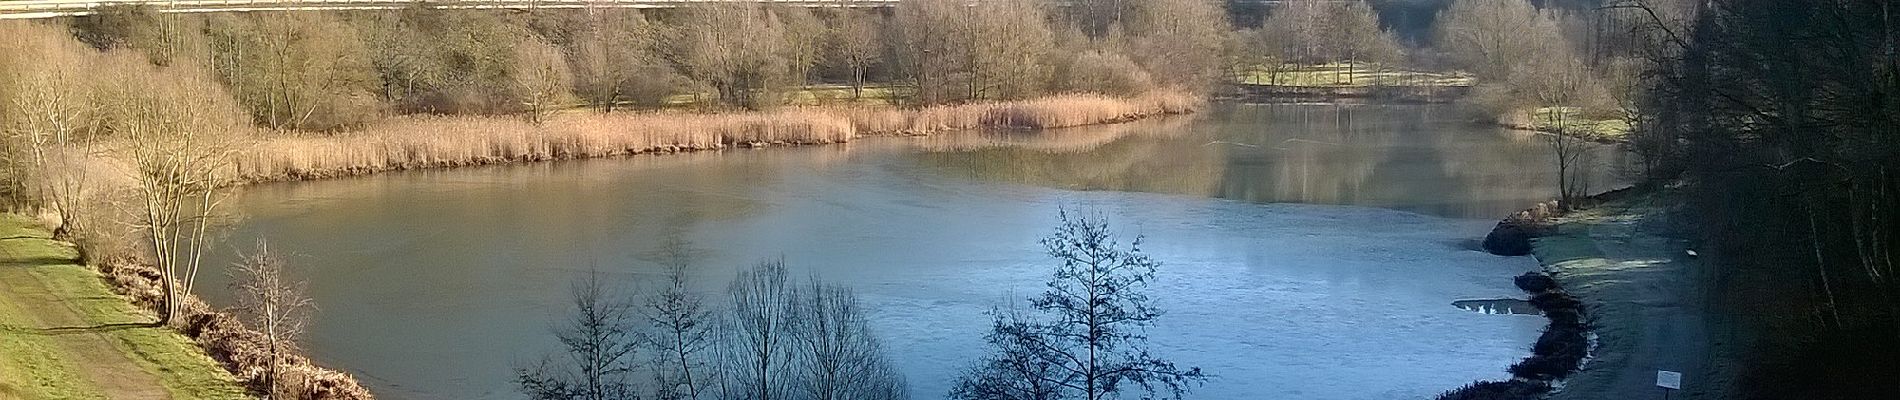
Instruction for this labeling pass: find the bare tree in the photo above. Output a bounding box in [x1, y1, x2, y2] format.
[518, 270, 642, 400]
[1434, 0, 1561, 80]
[1062, 0, 1131, 38]
[1120, 0, 1229, 89]
[642, 242, 714, 400]
[118, 65, 242, 326]
[952, 211, 1204, 400]
[727, 260, 796, 400]
[793, 277, 908, 400]
[1502, 30, 1604, 206]
[229, 240, 315, 400]
[568, 6, 659, 112]
[894, 0, 1054, 104]
[514, 38, 574, 124]
[1255, 0, 1399, 85]
[1258, 0, 1333, 67]
[0, 36, 97, 239]
[892, 0, 961, 105]
[206, 12, 381, 130]
[962, 1, 1055, 100]
[670, 3, 801, 109]
[950, 307, 1065, 400]
[824, 9, 884, 100]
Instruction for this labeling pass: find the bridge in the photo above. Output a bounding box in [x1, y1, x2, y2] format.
[0, 0, 902, 19]
[0, 0, 1318, 20]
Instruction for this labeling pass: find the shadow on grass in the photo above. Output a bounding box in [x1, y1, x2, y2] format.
[33, 322, 158, 335]
[0, 257, 84, 267]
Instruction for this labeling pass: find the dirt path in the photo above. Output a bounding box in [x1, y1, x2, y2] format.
[1540, 199, 1737, 400]
[1, 214, 247, 400]
[0, 258, 171, 400]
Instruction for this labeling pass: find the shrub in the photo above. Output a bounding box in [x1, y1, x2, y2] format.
[1509, 354, 1580, 381]
[1052, 50, 1155, 97]
[1513, 272, 1558, 293]
[1513, 323, 1590, 381]
[1529, 291, 1583, 312]
[1482, 217, 1541, 256]
[1543, 307, 1585, 328]
[1433, 380, 1550, 400]
[1532, 324, 1588, 359]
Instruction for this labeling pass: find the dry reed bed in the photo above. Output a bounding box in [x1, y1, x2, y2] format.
[236, 92, 1202, 183]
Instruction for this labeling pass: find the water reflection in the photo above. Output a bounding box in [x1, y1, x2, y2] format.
[201, 103, 1586, 400]
[914, 103, 1625, 219]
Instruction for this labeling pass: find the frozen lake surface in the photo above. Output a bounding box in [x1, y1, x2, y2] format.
[199, 104, 1619, 399]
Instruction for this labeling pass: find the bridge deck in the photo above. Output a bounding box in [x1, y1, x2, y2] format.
[0, 0, 901, 19]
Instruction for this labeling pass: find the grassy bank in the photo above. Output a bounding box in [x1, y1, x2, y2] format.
[1534, 194, 1734, 400]
[235, 91, 1200, 183]
[1499, 107, 1631, 142]
[0, 214, 249, 400]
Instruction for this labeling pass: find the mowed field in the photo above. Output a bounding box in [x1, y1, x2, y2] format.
[0, 214, 247, 400]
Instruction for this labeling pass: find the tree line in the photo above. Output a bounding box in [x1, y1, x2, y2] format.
[43, 0, 1228, 131]
[1621, 0, 1900, 397]
[522, 213, 1202, 400]
[517, 258, 909, 400]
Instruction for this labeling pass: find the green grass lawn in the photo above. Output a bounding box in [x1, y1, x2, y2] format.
[1530, 106, 1632, 141]
[1237, 62, 1474, 88]
[0, 214, 249, 400]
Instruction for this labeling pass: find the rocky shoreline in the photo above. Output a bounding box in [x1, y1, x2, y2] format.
[1436, 188, 1640, 399]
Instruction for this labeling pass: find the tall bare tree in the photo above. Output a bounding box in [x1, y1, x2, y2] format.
[952, 211, 1204, 400]
[116, 62, 243, 325]
[513, 38, 574, 124]
[793, 278, 908, 400]
[230, 240, 315, 400]
[518, 270, 642, 400]
[566, 6, 656, 112]
[642, 243, 715, 400]
[1434, 0, 1560, 80]
[1121, 0, 1229, 89]
[0, 27, 99, 238]
[727, 260, 796, 400]
[823, 9, 884, 100]
[207, 12, 381, 130]
[670, 3, 802, 109]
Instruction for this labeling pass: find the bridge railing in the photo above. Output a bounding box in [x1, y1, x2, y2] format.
[0, 0, 902, 19]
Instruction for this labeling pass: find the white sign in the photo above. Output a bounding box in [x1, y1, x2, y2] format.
[1656, 370, 1683, 390]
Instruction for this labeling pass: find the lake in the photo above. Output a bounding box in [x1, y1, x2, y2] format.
[198, 103, 1623, 399]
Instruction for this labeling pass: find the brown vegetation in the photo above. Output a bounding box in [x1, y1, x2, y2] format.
[98, 257, 370, 399]
[2, 6, 1218, 399]
[234, 92, 1200, 182]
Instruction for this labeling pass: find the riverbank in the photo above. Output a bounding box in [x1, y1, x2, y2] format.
[5, 91, 1198, 400]
[1535, 193, 1737, 399]
[233, 92, 1201, 184]
[0, 214, 250, 400]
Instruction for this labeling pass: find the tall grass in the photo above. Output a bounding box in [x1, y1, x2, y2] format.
[236, 91, 1201, 182]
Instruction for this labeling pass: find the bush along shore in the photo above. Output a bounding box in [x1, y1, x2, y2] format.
[1481, 188, 1634, 256]
[1440, 189, 1644, 400]
[1433, 274, 1597, 400]
[90, 256, 372, 399]
[234, 91, 1201, 183]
